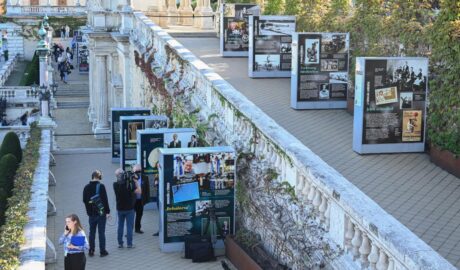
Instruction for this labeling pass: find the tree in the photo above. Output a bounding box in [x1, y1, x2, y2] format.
[0, 154, 18, 225]
[0, 132, 22, 163]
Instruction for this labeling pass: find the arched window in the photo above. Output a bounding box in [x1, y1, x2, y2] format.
[58, 0, 67, 6]
[30, 0, 39, 5]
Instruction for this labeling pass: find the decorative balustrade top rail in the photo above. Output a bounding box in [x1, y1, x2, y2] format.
[131, 11, 455, 270]
[6, 5, 87, 16]
[0, 86, 39, 102]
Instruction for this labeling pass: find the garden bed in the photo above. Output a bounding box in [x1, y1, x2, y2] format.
[430, 144, 460, 178]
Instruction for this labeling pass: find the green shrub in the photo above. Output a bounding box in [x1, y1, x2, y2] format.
[0, 132, 22, 163]
[19, 52, 39, 86]
[0, 154, 19, 197]
[0, 124, 41, 269]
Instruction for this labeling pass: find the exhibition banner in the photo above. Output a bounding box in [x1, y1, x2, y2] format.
[248, 15, 296, 78]
[159, 147, 235, 252]
[119, 115, 168, 170]
[220, 3, 260, 57]
[111, 108, 150, 163]
[291, 32, 350, 109]
[136, 128, 197, 203]
[353, 57, 428, 154]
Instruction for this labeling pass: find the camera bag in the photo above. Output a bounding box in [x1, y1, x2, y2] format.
[89, 183, 105, 216]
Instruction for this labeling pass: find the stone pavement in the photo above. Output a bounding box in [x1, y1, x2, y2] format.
[175, 36, 460, 267]
[4, 60, 28, 86]
[45, 37, 226, 270]
[47, 152, 223, 270]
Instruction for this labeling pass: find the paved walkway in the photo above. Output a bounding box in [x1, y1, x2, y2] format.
[4, 60, 28, 86]
[46, 38, 226, 269]
[175, 36, 460, 267]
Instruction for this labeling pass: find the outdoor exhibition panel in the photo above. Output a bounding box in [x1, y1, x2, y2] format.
[220, 3, 260, 57]
[353, 57, 428, 154]
[291, 32, 350, 109]
[248, 15, 296, 78]
[136, 128, 197, 203]
[119, 115, 168, 171]
[159, 147, 235, 253]
[111, 108, 150, 163]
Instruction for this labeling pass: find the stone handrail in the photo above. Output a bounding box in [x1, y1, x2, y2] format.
[19, 129, 56, 270]
[131, 12, 455, 269]
[6, 5, 86, 16]
[0, 86, 40, 102]
[0, 54, 18, 86]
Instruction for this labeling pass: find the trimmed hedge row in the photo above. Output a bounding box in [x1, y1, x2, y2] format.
[0, 124, 41, 269]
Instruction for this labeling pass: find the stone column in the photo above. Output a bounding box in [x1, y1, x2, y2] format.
[199, 0, 213, 29]
[178, 0, 193, 26]
[94, 54, 110, 136]
[38, 52, 49, 88]
[88, 42, 96, 123]
[166, 0, 178, 26]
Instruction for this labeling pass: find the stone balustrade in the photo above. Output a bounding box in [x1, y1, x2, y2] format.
[0, 125, 30, 148]
[0, 86, 40, 102]
[19, 129, 56, 270]
[6, 5, 86, 16]
[129, 12, 455, 269]
[0, 54, 18, 86]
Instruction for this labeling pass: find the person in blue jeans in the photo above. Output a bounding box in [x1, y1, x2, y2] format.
[83, 170, 110, 257]
[113, 168, 141, 248]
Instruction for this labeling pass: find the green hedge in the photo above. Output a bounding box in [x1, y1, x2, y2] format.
[0, 131, 23, 163]
[19, 52, 39, 86]
[0, 154, 18, 225]
[0, 123, 41, 269]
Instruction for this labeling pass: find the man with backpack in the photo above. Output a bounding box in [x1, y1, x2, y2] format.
[83, 170, 110, 257]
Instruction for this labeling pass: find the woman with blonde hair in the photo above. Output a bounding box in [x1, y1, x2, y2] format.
[59, 214, 89, 270]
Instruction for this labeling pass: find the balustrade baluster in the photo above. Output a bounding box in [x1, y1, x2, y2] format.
[324, 200, 330, 230]
[387, 258, 394, 270]
[307, 184, 316, 202]
[296, 174, 304, 194]
[368, 242, 380, 270]
[344, 219, 354, 251]
[301, 176, 310, 200]
[312, 189, 321, 211]
[318, 194, 327, 222]
[351, 226, 362, 259]
[376, 250, 389, 270]
[359, 233, 371, 267]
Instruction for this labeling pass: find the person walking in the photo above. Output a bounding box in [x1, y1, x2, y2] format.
[113, 168, 141, 248]
[61, 25, 65, 39]
[59, 214, 89, 270]
[132, 164, 150, 234]
[83, 170, 110, 257]
[65, 25, 71, 39]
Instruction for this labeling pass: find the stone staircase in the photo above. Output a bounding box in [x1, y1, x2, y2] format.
[56, 101, 89, 108]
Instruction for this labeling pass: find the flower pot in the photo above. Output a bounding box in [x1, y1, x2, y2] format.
[225, 235, 262, 270]
[430, 144, 460, 178]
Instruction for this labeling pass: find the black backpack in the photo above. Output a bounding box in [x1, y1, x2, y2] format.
[89, 183, 105, 216]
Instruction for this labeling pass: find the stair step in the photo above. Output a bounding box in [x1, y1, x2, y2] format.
[57, 102, 89, 108]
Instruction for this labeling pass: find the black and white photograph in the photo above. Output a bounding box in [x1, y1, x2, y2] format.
[254, 36, 280, 54]
[258, 20, 296, 36]
[145, 119, 168, 129]
[304, 38, 320, 64]
[400, 92, 413, 109]
[321, 59, 339, 71]
[329, 72, 348, 83]
[319, 84, 330, 99]
[196, 200, 212, 216]
[254, 54, 281, 72]
[280, 43, 292, 54]
[321, 33, 348, 54]
[385, 59, 428, 92]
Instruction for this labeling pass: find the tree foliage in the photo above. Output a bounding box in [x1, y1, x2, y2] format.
[0, 154, 18, 225]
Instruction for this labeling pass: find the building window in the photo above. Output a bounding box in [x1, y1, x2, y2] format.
[58, 0, 67, 6]
[30, 0, 39, 5]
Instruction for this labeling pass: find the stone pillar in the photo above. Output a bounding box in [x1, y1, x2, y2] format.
[178, 0, 193, 26]
[94, 54, 110, 136]
[193, 0, 202, 28]
[38, 53, 49, 87]
[199, 0, 213, 29]
[88, 43, 96, 123]
[165, 0, 177, 26]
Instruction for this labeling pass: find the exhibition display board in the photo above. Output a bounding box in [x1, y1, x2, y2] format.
[291, 32, 350, 109]
[111, 108, 150, 163]
[119, 115, 168, 171]
[159, 147, 235, 252]
[220, 3, 260, 57]
[248, 15, 296, 78]
[136, 128, 197, 203]
[353, 57, 428, 154]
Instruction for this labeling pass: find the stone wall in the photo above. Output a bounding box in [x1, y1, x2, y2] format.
[125, 12, 455, 270]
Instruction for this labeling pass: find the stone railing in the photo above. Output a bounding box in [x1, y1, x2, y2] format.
[6, 5, 86, 16]
[0, 86, 40, 105]
[19, 129, 56, 270]
[130, 12, 455, 270]
[0, 54, 19, 86]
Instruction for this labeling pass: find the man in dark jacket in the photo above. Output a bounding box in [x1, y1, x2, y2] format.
[132, 164, 150, 234]
[113, 168, 141, 248]
[83, 170, 110, 257]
